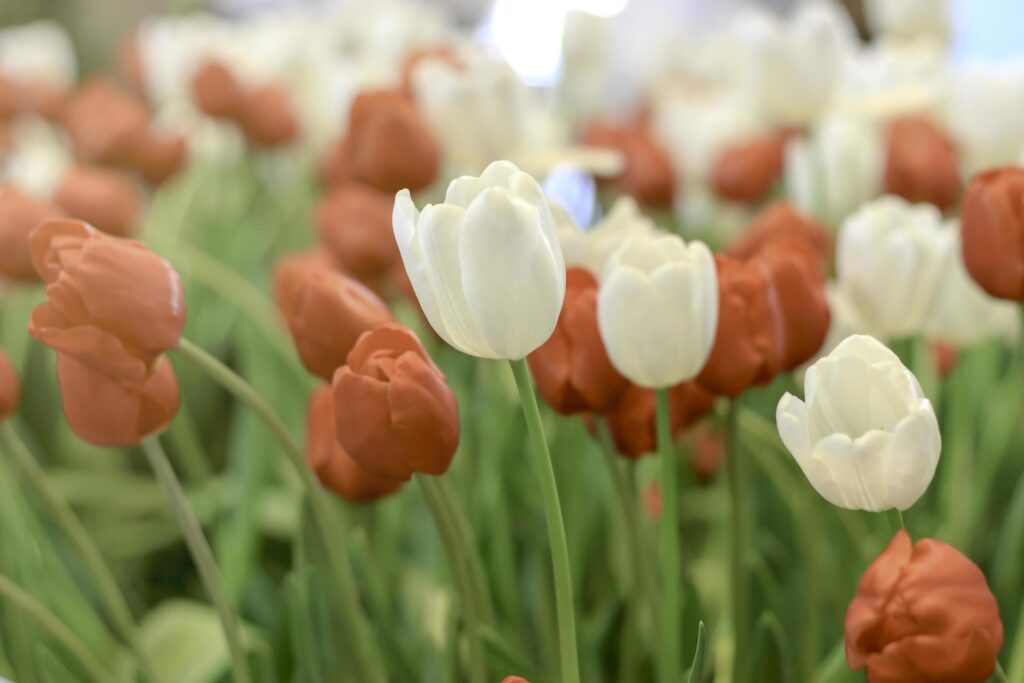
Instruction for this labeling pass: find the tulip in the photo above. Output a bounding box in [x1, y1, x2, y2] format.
[582, 120, 676, 206]
[0, 75, 64, 120]
[528, 268, 628, 415]
[960, 167, 1024, 301]
[710, 132, 787, 204]
[0, 184, 64, 282]
[946, 65, 1024, 174]
[306, 386, 403, 503]
[883, 115, 961, 212]
[53, 166, 143, 238]
[0, 348, 19, 422]
[332, 324, 459, 481]
[865, 0, 950, 43]
[57, 353, 179, 447]
[273, 252, 394, 382]
[129, 133, 189, 186]
[729, 200, 831, 262]
[603, 381, 716, 460]
[776, 334, 940, 511]
[59, 78, 151, 167]
[28, 219, 186, 383]
[836, 196, 949, 339]
[598, 233, 717, 388]
[191, 59, 244, 121]
[314, 183, 400, 284]
[240, 84, 299, 148]
[846, 530, 1003, 683]
[401, 45, 462, 96]
[555, 196, 657, 277]
[393, 160, 565, 360]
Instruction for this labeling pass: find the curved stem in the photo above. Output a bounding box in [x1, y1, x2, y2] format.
[508, 359, 580, 683]
[0, 424, 160, 683]
[655, 388, 681, 683]
[173, 337, 386, 683]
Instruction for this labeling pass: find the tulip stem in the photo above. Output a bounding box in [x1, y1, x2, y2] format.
[0, 424, 161, 683]
[142, 437, 250, 683]
[996, 661, 1009, 683]
[437, 476, 496, 624]
[508, 359, 580, 683]
[726, 399, 750, 683]
[892, 509, 907, 534]
[173, 337, 387, 683]
[654, 387, 682, 683]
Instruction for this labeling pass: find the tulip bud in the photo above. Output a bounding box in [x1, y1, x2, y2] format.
[846, 530, 1003, 683]
[393, 160, 565, 360]
[129, 133, 188, 186]
[729, 201, 831, 262]
[315, 183, 400, 284]
[333, 324, 460, 480]
[53, 166, 143, 238]
[776, 335, 941, 511]
[710, 133, 787, 204]
[29, 219, 186, 383]
[960, 167, 1024, 301]
[240, 84, 300, 148]
[528, 268, 628, 415]
[598, 233, 717, 388]
[59, 78, 151, 167]
[191, 59, 244, 121]
[884, 115, 961, 212]
[0, 184, 65, 282]
[306, 386, 403, 503]
[603, 381, 716, 460]
[0, 347, 20, 422]
[582, 120, 676, 206]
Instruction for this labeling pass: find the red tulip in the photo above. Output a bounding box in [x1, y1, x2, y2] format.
[729, 201, 831, 262]
[59, 78, 151, 167]
[240, 84, 300, 148]
[191, 59, 244, 121]
[582, 119, 676, 206]
[314, 183, 401, 284]
[603, 381, 716, 459]
[960, 167, 1024, 301]
[884, 115, 962, 212]
[710, 132, 787, 203]
[0, 185, 65, 282]
[53, 166, 143, 238]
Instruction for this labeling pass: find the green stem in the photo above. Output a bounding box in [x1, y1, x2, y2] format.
[727, 400, 749, 683]
[1006, 595, 1024, 683]
[508, 359, 580, 683]
[655, 388, 682, 683]
[891, 509, 907, 536]
[0, 424, 160, 683]
[173, 337, 386, 683]
[141, 438, 251, 683]
[996, 661, 1009, 683]
[436, 476, 496, 624]
[416, 475, 487, 683]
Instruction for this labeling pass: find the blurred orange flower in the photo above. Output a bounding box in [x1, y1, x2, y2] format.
[603, 381, 716, 460]
[729, 201, 831, 262]
[191, 59, 245, 121]
[0, 185, 65, 282]
[884, 115, 961, 212]
[60, 78, 151, 167]
[710, 132, 788, 204]
[54, 166, 143, 238]
[960, 167, 1024, 301]
[314, 183, 401, 284]
[0, 347, 19, 422]
[0, 74, 65, 120]
[241, 84, 300, 148]
[582, 119, 676, 207]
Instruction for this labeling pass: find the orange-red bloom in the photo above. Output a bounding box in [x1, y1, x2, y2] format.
[53, 166, 143, 238]
[191, 60, 245, 121]
[128, 133, 189, 186]
[884, 115, 962, 212]
[603, 381, 716, 459]
[333, 324, 459, 480]
[710, 133, 787, 204]
[59, 78, 151, 167]
[960, 167, 1024, 301]
[846, 530, 1004, 683]
[274, 252, 394, 381]
[240, 84, 300, 148]
[314, 183, 401, 283]
[306, 386, 404, 503]
[582, 119, 676, 207]
[29, 219, 186, 383]
[729, 201, 831, 262]
[0, 347, 19, 422]
[0, 185, 65, 282]
[57, 353, 179, 447]
[0, 74, 65, 120]
[528, 268, 628, 415]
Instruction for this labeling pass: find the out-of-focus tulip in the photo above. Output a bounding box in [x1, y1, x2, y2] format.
[53, 166, 143, 237]
[683, 423, 725, 484]
[837, 196, 948, 338]
[315, 183, 400, 284]
[883, 115, 961, 211]
[946, 65, 1024, 174]
[29, 219, 186, 383]
[306, 386, 403, 503]
[393, 160, 565, 360]
[528, 268, 628, 415]
[274, 252, 394, 382]
[710, 132, 787, 204]
[0, 347, 19, 421]
[500, 678, 529, 683]
[846, 530, 1003, 683]
[240, 84, 299, 148]
[57, 353, 179, 447]
[190, 59, 244, 121]
[319, 136, 353, 189]
[960, 167, 1024, 301]
[865, 0, 950, 44]
[582, 120, 675, 206]
[604, 380, 716, 460]
[0, 184, 64, 282]
[333, 324, 459, 481]
[59, 78, 151, 166]
[401, 45, 462, 96]
[776, 334, 940, 511]
[554, 196, 657, 277]
[129, 133, 188, 186]
[0, 75, 64, 120]
[729, 201, 831, 261]
[932, 340, 958, 378]
[598, 233, 717, 388]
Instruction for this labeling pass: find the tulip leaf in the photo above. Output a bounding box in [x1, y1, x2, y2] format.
[685, 621, 707, 683]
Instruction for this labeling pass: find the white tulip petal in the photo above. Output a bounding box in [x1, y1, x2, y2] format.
[393, 191, 451, 351]
[445, 175, 492, 208]
[598, 266, 664, 387]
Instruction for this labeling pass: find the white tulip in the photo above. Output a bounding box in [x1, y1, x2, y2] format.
[836, 196, 950, 339]
[0, 21, 76, 90]
[0, 118, 71, 199]
[393, 160, 565, 360]
[945, 64, 1024, 175]
[865, 0, 950, 44]
[555, 196, 658, 277]
[598, 233, 718, 389]
[777, 334, 941, 512]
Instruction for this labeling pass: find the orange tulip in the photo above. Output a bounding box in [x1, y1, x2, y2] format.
[333, 324, 459, 480]
[57, 353, 179, 447]
[960, 167, 1024, 301]
[191, 59, 245, 121]
[401, 45, 463, 96]
[240, 84, 300, 148]
[0, 74, 65, 120]
[884, 115, 962, 212]
[603, 381, 716, 460]
[0, 347, 19, 422]
[29, 219, 186, 383]
[306, 386, 404, 503]
[59, 78, 151, 167]
[528, 268, 628, 415]
[128, 133, 188, 186]
[53, 166, 143, 238]
[710, 133, 787, 203]
[0, 185, 65, 282]
[274, 252, 394, 381]
[314, 183, 401, 283]
[582, 119, 676, 207]
[729, 200, 831, 262]
[846, 530, 1004, 683]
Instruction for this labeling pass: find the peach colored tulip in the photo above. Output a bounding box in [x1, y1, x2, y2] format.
[884, 115, 962, 212]
[333, 324, 459, 480]
[240, 84, 300, 148]
[729, 201, 831, 262]
[29, 219, 186, 383]
[582, 119, 676, 207]
[528, 268, 628, 415]
[57, 353, 179, 447]
[129, 133, 188, 186]
[191, 59, 244, 121]
[0, 185, 65, 282]
[0, 347, 19, 422]
[960, 167, 1024, 300]
[0, 74, 65, 120]
[846, 530, 1003, 683]
[53, 166, 142, 238]
[314, 183, 400, 283]
[306, 386, 403, 503]
[59, 78, 151, 166]
[603, 381, 716, 460]
[710, 133, 787, 203]
[274, 252, 394, 381]
[759, 242, 831, 370]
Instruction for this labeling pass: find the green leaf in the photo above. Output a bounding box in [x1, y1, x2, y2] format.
[686, 621, 707, 683]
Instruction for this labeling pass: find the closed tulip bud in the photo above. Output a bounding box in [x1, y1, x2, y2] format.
[598, 233, 717, 388]
[57, 353, 179, 447]
[59, 78, 151, 166]
[0, 347, 19, 421]
[0, 184, 64, 282]
[776, 335, 940, 511]
[884, 115, 961, 212]
[960, 167, 1024, 300]
[555, 196, 657, 277]
[394, 160, 565, 360]
[53, 166, 143, 238]
[315, 183, 400, 283]
[710, 132, 787, 204]
[582, 120, 676, 206]
[347, 89, 439, 194]
[191, 59, 244, 121]
[604, 380, 716, 460]
[528, 268, 628, 415]
[306, 386, 403, 503]
[729, 201, 831, 262]
[129, 133, 188, 186]
[333, 324, 459, 480]
[240, 84, 300, 148]
[29, 219, 186, 383]
[846, 530, 1003, 683]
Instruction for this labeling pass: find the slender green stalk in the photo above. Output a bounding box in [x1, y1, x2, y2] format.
[141, 438, 251, 683]
[891, 509, 907, 536]
[436, 476, 496, 624]
[655, 388, 682, 683]
[996, 661, 1009, 683]
[687, 621, 707, 683]
[1006, 595, 1024, 683]
[726, 400, 749, 683]
[173, 337, 386, 683]
[508, 359, 580, 683]
[0, 424, 160, 683]
[416, 475, 487, 683]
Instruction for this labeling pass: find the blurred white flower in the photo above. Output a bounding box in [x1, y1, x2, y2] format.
[832, 40, 947, 120]
[865, 0, 950, 45]
[0, 118, 72, 199]
[945, 63, 1024, 175]
[555, 196, 658, 276]
[777, 334, 941, 512]
[0, 20, 76, 89]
